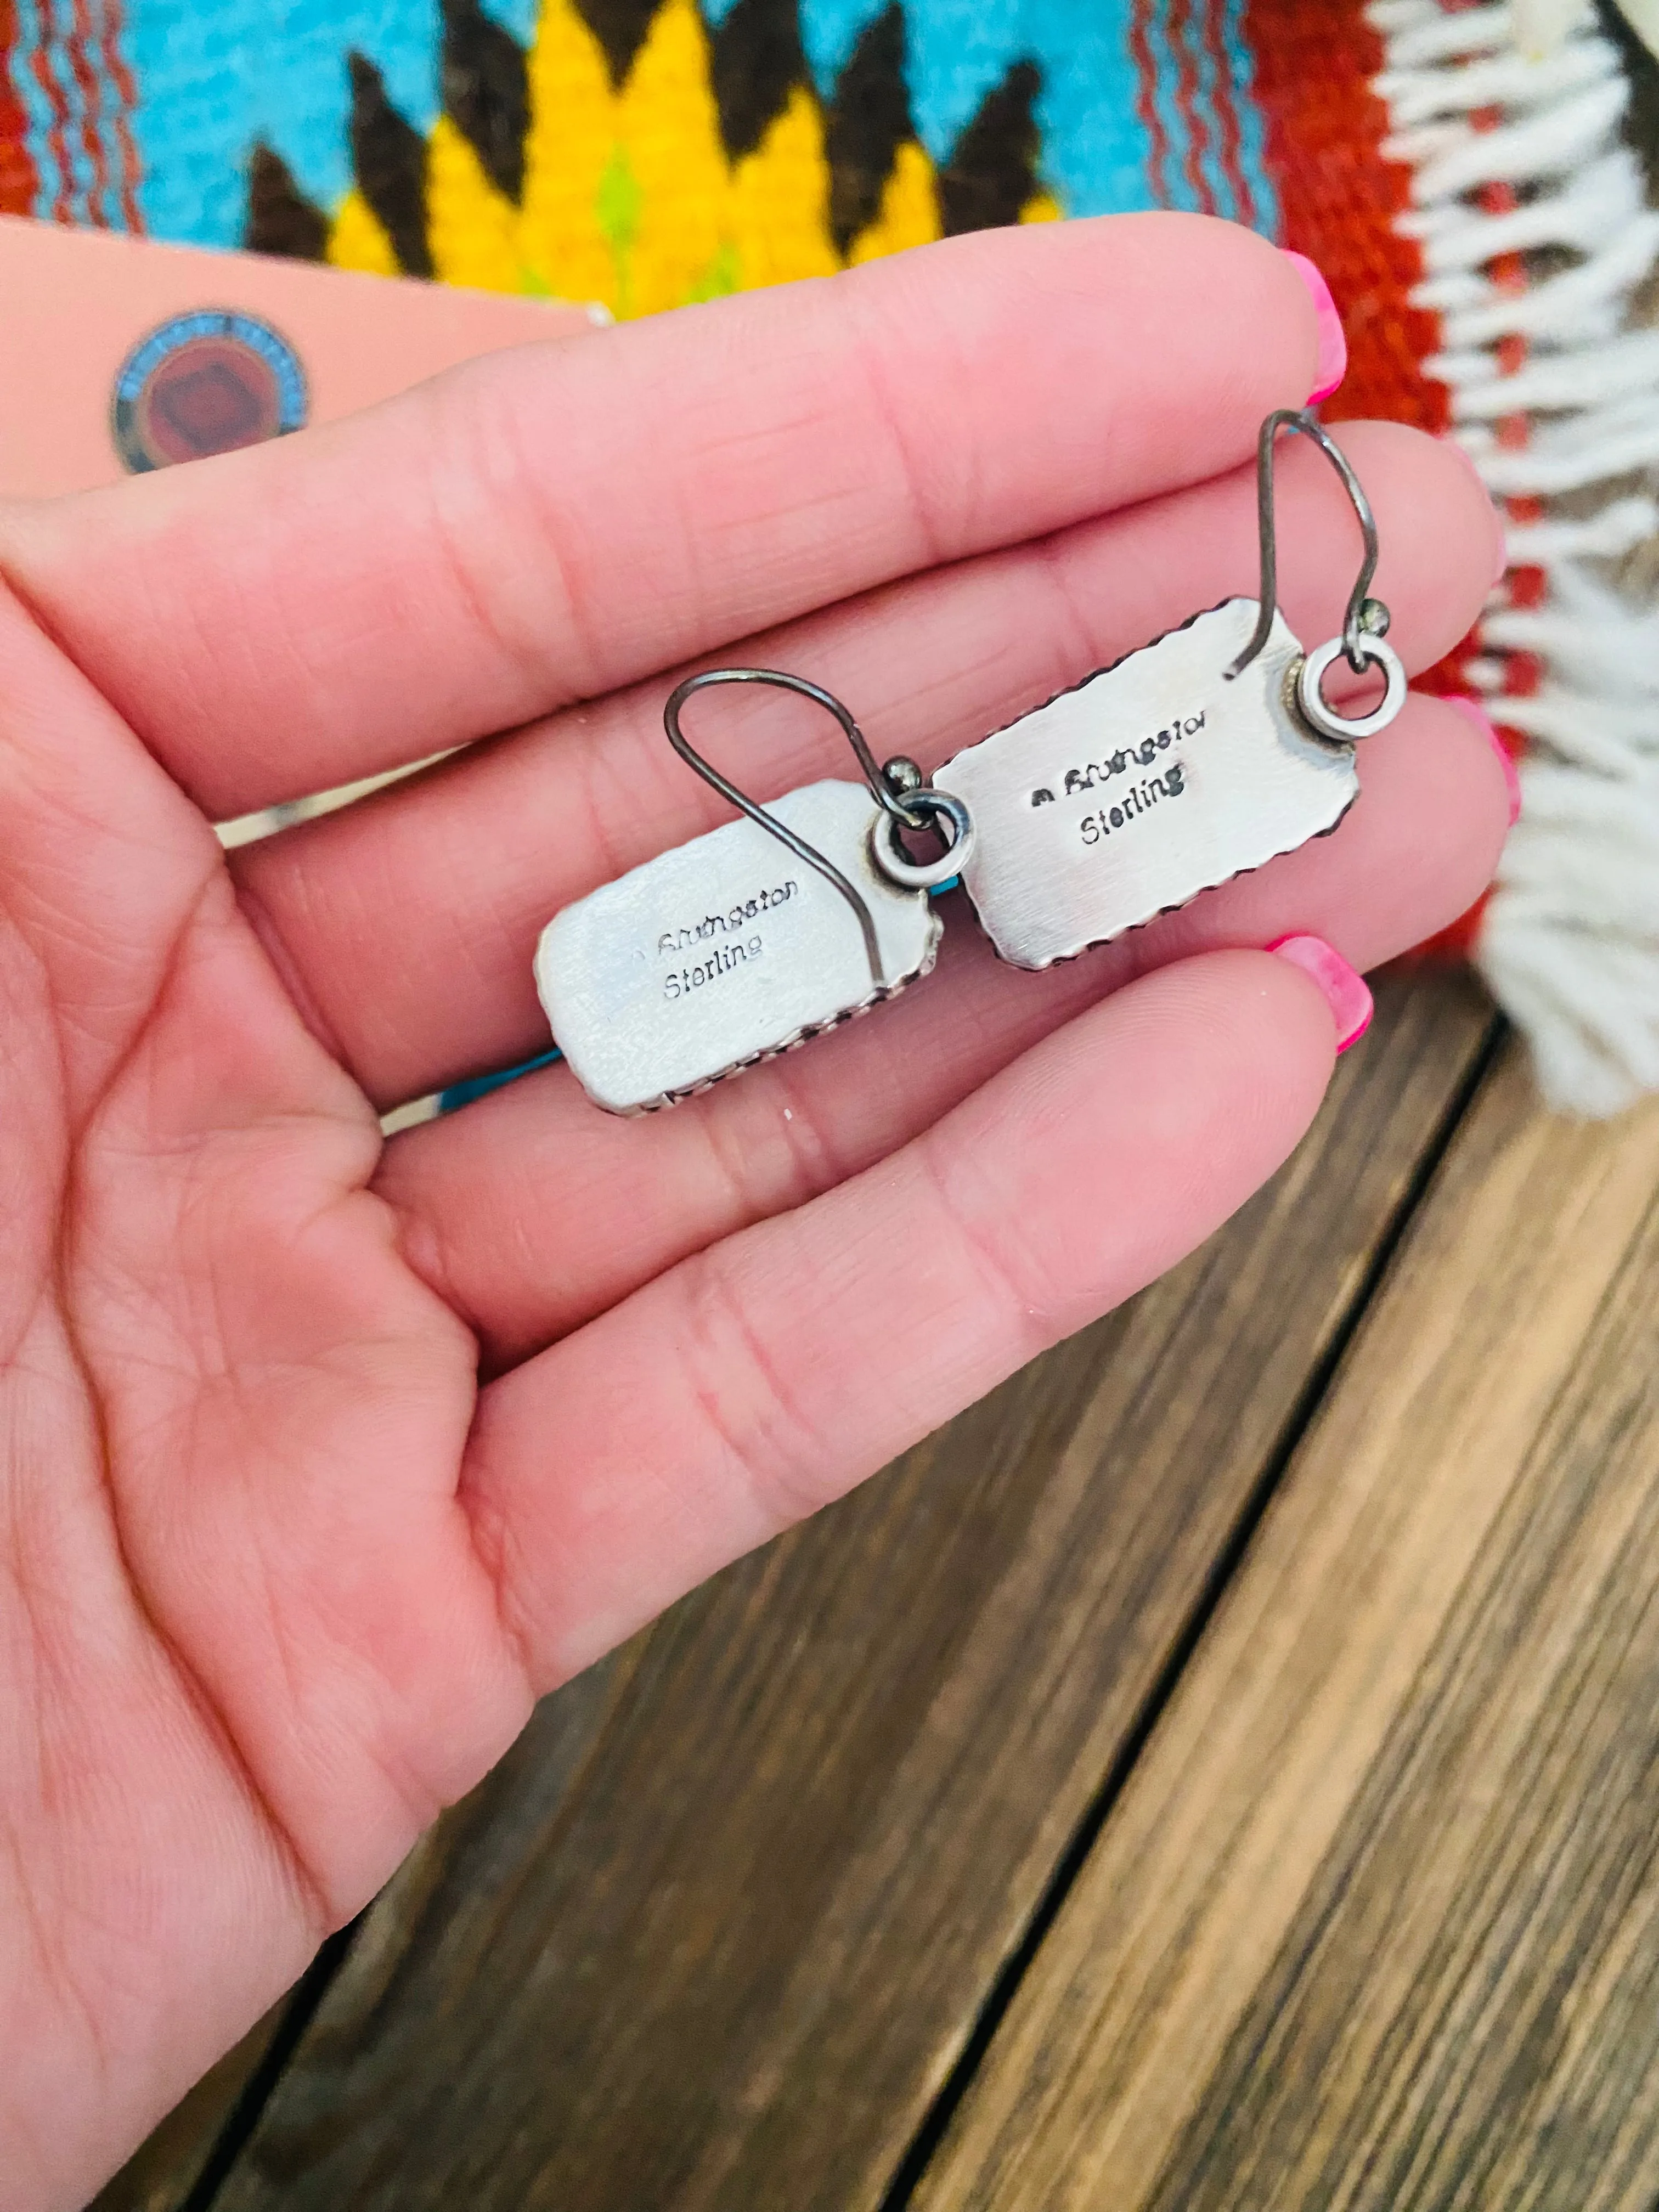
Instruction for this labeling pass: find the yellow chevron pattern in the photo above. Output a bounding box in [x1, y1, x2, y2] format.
[327, 0, 1057, 314]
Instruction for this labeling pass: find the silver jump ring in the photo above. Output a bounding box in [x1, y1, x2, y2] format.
[869, 789, 974, 890]
[1294, 635, 1407, 744]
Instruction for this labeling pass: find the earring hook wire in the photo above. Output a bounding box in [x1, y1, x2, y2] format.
[1224, 408, 1385, 682]
[664, 667, 916, 990]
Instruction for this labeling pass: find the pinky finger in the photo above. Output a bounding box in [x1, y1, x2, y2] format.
[460, 946, 1352, 1690]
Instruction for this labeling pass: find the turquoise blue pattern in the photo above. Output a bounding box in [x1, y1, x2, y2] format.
[797, 0, 1274, 227]
[911, 0, 1152, 217]
[121, 0, 440, 249]
[48, 0, 1277, 252]
[477, 0, 541, 37]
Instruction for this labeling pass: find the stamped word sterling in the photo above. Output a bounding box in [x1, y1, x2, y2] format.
[535, 411, 1408, 1113]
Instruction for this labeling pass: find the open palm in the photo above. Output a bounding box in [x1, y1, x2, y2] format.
[0, 215, 1509, 2209]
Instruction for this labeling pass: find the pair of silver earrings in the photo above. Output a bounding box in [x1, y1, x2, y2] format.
[535, 409, 1406, 1115]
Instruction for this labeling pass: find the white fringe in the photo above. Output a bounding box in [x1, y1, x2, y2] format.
[1368, 0, 1659, 1116]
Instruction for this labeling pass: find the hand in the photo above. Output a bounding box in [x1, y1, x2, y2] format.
[0, 213, 1508, 2208]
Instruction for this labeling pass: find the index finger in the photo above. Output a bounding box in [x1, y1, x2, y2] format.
[0, 216, 1323, 819]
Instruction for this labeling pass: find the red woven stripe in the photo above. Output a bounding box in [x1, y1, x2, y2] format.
[27, 0, 77, 223]
[0, 0, 37, 213]
[1169, 0, 1220, 217]
[1205, 0, 1255, 228]
[66, 0, 115, 224]
[1129, 0, 1174, 211]
[1242, 0, 1446, 432]
[102, 0, 141, 231]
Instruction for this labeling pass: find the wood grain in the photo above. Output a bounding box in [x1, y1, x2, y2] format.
[88, 2009, 285, 2212]
[81, 1636, 640, 2212]
[914, 1043, 1659, 2211]
[169, 971, 1494, 2212]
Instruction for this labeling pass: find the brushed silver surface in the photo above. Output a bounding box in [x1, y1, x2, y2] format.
[934, 599, 1359, 970]
[535, 780, 941, 1114]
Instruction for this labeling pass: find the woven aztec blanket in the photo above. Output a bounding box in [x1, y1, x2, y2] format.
[2, 0, 1656, 1112]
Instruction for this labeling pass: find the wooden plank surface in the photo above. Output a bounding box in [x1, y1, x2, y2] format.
[82, 1645, 639, 2212]
[156, 970, 1496, 2212]
[88, 2011, 286, 2212]
[914, 1043, 1659, 2211]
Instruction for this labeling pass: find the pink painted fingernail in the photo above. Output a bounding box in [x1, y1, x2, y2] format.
[1444, 694, 1522, 826]
[1267, 934, 1373, 1053]
[1283, 251, 1347, 404]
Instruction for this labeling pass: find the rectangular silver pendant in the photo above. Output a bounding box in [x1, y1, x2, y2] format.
[933, 599, 1358, 970]
[535, 779, 941, 1114]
